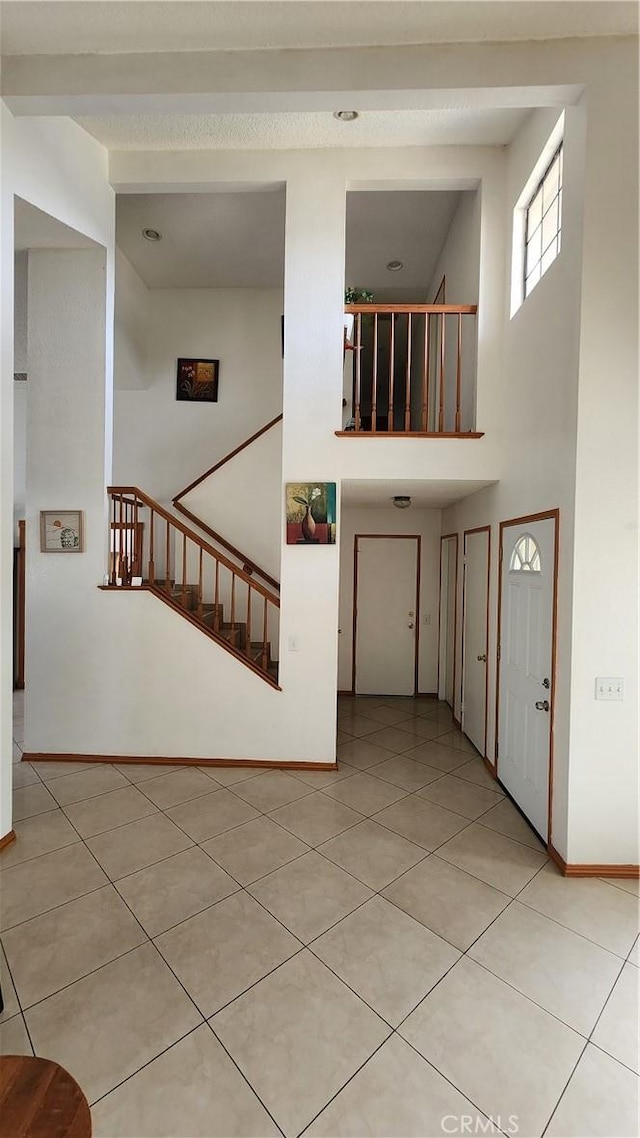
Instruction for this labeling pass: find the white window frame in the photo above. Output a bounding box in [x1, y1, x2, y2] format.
[511, 113, 564, 317]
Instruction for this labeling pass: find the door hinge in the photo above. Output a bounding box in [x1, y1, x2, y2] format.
[499, 546, 503, 562]
[497, 642, 501, 661]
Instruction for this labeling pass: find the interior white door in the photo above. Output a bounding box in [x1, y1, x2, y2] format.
[462, 529, 489, 755]
[438, 536, 457, 707]
[355, 537, 418, 695]
[498, 518, 555, 840]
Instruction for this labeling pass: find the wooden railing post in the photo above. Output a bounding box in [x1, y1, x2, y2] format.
[371, 312, 378, 432]
[148, 509, 155, 584]
[455, 312, 462, 434]
[388, 314, 395, 431]
[246, 584, 252, 658]
[110, 494, 117, 585]
[262, 598, 269, 671]
[421, 312, 430, 432]
[165, 519, 171, 594]
[438, 312, 446, 434]
[404, 312, 412, 432]
[354, 313, 362, 432]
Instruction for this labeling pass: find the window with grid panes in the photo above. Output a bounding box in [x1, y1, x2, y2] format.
[524, 144, 563, 298]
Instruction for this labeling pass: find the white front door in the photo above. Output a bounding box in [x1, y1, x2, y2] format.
[355, 537, 418, 695]
[462, 528, 490, 755]
[498, 517, 556, 841]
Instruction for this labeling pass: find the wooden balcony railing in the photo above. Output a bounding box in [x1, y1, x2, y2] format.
[341, 304, 480, 437]
[104, 487, 280, 687]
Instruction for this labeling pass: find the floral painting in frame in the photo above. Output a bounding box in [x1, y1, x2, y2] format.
[176, 358, 219, 402]
[286, 483, 337, 545]
[40, 511, 84, 552]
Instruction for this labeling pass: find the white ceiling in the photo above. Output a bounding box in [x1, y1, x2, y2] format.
[341, 479, 496, 510]
[346, 190, 462, 292]
[1, 2, 636, 56]
[116, 191, 286, 288]
[77, 106, 529, 152]
[116, 186, 468, 290]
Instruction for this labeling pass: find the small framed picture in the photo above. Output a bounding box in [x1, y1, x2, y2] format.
[40, 511, 84, 552]
[176, 358, 219, 402]
[286, 483, 337, 545]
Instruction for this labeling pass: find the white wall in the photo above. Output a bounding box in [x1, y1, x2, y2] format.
[338, 506, 442, 694]
[114, 286, 283, 503]
[114, 247, 149, 391]
[0, 108, 116, 841]
[426, 189, 481, 429]
[442, 63, 639, 866]
[566, 47, 638, 865]
[441, 103, 585, 853]
[183, 420, 282, 582]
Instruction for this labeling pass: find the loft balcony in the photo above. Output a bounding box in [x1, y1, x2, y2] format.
[338, 303, 481, 439]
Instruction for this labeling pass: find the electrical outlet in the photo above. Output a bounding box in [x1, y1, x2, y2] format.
[595, 677, 624, 701]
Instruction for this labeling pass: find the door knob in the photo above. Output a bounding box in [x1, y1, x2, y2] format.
[477, 654, 486, 662]
[535, 700, 550, 711]
[408, 622, 414, 629]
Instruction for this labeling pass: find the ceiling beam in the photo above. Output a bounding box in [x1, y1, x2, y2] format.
[1, 40, 585, 117]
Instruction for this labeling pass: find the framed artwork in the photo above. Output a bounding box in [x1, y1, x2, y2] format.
[40, 510, 84, 552]
[176, 358, 219, 402]
[286, 483, 337, 545]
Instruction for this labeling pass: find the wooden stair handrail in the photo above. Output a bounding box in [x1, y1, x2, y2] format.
[174, 414, 283, 502]
[172, 502, 280, 594]
[344, 304, 478, 314]
[108, 487, 280, 607]
[171, 413, 283, 593]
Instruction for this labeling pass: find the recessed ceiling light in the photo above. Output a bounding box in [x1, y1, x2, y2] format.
[387, 260, 403, 272]
[392, 495, 411, 509]
[333, 110, 359, 122]
[142, 228, 162, 242]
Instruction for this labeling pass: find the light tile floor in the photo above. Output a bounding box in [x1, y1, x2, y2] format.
[2, 690, 639, 1137]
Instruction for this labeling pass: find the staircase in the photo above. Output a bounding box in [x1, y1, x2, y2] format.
[105, 487, 280, 688]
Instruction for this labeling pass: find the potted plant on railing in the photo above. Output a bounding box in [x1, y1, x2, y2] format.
[344, 287, 374, 349]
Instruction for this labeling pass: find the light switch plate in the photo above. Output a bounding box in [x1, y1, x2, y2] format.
[595, 677, 624, 701]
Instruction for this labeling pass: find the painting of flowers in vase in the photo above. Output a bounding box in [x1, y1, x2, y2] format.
[286, 483, 337, 545]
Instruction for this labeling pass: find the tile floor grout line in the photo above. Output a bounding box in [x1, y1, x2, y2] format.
[514, 893, 636, 962]
[203, 1020, 289, 1138]
[539, 1038, 591, 1138]
[0, 941, 38, 1057]
[198, 942, 305, 1024]
[585, 1037, 640, 1078]
[295, 1031, 394, 1138]
[389, 1030, 500, 1136]
[57, 798, 161, 841]
[0, 877, 113, 936]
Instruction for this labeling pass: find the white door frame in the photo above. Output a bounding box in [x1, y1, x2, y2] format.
[461, 526, 491, 758]
[437, 533, 458, 708]
[352, 534, 421, 696]
[496, 509, 559, 848]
